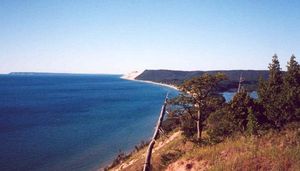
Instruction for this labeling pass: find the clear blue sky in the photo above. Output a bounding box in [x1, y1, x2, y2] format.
[1, 0, 299, 74]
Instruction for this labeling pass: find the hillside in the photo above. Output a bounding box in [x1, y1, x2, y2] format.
[107, 125, 300, 171]
[135, 70, 269, 91]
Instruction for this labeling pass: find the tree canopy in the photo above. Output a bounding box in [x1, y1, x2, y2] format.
[165, 54, 300, 143]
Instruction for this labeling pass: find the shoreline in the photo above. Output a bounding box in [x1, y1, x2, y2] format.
[120, 76, 179, 91]
[99, 75, 178, 170]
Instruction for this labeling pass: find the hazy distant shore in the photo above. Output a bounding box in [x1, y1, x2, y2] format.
[120, 73, 178, 91]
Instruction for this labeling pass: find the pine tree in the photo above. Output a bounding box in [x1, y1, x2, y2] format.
[247, 108, 259, 135]
[228, 88, 254, 132]
[257, 76, 267, 103]
[258, 54, 285, 129]
[269, 54, 283, 88]
[283, 55, 300, 122]
[172, 73, 226, 141]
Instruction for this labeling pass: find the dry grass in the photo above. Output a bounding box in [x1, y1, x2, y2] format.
[108, 126, 300, 171]
[168, 127, 300, 171]
[107, 129, 184, 171]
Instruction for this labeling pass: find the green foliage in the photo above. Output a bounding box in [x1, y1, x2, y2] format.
[136, 70, 269, 91]
[180, 112, 197, 138]
[257, 54, 300, 130]
[160, 150, 183, 166]
[251, 54, 300, 132]
[246, 108, 259, 135]
[258, 54, 285, 129]
[207, 108, 234, 142]
[207, 89, 259, 141]
[169, 54, 300, 143]
[227, 88, 255, 132]
[161, 117, 180, 133]
[106, 55, 300, 171]
[283, 55, 300, 122]
[168, 96, 197, 138]
[207, 54, 300, 140]
[170, 73, 226, 140]
[268, 54, 283, 87]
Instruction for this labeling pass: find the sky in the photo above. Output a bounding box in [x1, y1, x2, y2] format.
[0, 0, 300, 74]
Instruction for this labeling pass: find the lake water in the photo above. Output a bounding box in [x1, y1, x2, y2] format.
[0, 74, 256, 171]
[223, 91, 258, 102]
[0, 74, 177, 171]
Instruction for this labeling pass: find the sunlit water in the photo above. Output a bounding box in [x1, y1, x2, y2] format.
[0, 74, 177, 171]
[0, 74, 254, 171]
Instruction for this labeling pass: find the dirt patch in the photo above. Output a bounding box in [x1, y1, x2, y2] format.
[114, 159, 138, 171]
[111, 131, 182, 171]
[153, 131, 182, 153]
[166, 159, 210, 171]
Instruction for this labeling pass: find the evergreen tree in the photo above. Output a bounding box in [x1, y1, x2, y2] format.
[257, 76, 267, 102]
[228, 88, 254, 132]
[258, 54, 285, 129]
[207, 108, 233, 142]
[283, 55, 300, 122]
[247, 108, 259, 135]
[269, 54, 283, 88]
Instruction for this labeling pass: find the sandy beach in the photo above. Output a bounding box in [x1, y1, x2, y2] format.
[121, 71, 178, 91]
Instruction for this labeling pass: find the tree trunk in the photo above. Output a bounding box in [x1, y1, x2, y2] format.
[197, 108, 202, 141]
[143, 141, 155, 171]
[143, 96, 168, 171]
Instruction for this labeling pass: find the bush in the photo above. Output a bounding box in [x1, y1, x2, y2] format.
[246, 108, 259, 135]
[160, 150, 183, 166]
[180, 113, 197, 138]
[207, 109, 234, 142]
[161, 117, 180, 133]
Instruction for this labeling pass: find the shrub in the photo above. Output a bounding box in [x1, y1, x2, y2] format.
[160, 150, 183, 166]
[207, 109, 234, 142]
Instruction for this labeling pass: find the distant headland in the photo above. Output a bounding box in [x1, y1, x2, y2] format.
[123, 69, 269, 92]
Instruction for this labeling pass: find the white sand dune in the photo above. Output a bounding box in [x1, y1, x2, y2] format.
[121, 70, 178, 90]
[121, 71, 143, 80]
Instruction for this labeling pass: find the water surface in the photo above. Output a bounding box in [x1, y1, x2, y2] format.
[0, 74, 177, 171]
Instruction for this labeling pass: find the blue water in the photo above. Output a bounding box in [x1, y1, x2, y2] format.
[223, 91, 258, 102]
[0, 74, 177, 171]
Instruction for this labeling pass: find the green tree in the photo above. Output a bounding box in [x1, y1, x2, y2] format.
[227, 88, 255, 133]
[247, 107, 259, 135]
[283, 55, 300, 122]
[258, 54, 285, 129]
[171, 73, 226, 141]
[207, 90, 260, 140]
[207, 107, 233, 142]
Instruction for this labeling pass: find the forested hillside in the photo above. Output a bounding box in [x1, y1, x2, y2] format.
[136, 69, 269, 91]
